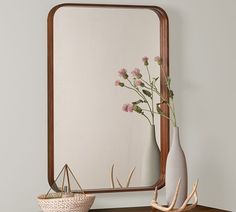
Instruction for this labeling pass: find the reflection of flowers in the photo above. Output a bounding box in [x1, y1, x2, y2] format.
[115, 56, 177, 126]
[114, 80, 123, 87]
[142, 56, 149, 66]
[131, 68, 142, 79]
[122, 104, 133, 112]
[154, 56, 162, 65]
[118, 68, 128, 79]
[135, 80, 144, 87]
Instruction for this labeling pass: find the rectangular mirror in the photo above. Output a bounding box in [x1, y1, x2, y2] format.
[48, 3, 169, 193]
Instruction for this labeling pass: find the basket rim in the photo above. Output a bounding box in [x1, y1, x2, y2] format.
[37, 193, 95, 200]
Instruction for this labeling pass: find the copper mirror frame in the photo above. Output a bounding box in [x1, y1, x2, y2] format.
[48, 3, 169, 193]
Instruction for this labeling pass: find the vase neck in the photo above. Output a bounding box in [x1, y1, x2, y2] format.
[150, 125, 156, 141]
[171, 126, 180, 146]
[173, 126, 179, 133]
[150, 124, 156, 133]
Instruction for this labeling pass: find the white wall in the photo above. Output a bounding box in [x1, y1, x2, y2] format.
[0, 0, 235, 211]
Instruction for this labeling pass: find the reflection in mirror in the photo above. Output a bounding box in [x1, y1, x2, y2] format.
[48, 4, 169, 193]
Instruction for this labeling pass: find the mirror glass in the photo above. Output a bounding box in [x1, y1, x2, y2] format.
[51, 5, 165, 191]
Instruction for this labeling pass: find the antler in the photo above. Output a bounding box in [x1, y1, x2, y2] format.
[110, 164, 135, 188]
[111, 164, 115, 188]
[151, 179, 198, 212]
[125, 167, 136, 188]
[151, 179, 181, 211]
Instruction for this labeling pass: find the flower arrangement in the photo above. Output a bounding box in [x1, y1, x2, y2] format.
[115, 56, 177, 127]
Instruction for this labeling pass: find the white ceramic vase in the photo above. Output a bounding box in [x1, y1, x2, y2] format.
[166, 126, 188, 208]
[141, 124, 160, 186]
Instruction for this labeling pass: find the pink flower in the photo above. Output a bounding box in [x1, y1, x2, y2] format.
[122, 104, 129, 112]
[135, 79, 144, 87]
[142, 56, 149, 66]
[154, 56, 162, 65]
[115, 80, 124, 87]
[127, 104, 133, 112]
[122, 103, 133, 112]
[118, 68, 128, 79]
[131, 68, 142, 79]
[115, 80, 120, 86]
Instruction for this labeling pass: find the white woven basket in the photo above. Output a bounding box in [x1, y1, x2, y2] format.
[37, 193, 95, 212]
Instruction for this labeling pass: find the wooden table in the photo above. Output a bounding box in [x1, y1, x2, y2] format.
[91, 206, 230, 212]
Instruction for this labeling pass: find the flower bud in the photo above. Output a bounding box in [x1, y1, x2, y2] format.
[118, 68, 128, 79]
[131, 68, 142, 79]
[133, 105, 142, 113]
[122, 104, 129, 112]
[154, 56, 162, 65]
[142, 57, 149, 66]
[135, 80, 144, 87]
[127, 104, 133, 112]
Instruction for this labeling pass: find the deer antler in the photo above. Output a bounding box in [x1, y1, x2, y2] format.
[151, 179, 181, 211]
[111, 164, 115, 188]
[125, 167, 136, 188]
[151, 179, 198, 212]
[110, 164, 135, 188]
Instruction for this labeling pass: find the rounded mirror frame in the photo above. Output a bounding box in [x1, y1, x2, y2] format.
[48, 3, 169, 193]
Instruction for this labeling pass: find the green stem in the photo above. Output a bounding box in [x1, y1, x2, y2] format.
[144, 85, 151, 90]
[145, 66, 154, 125]
[158, 64, 177, 126]
[170, 98, 177, 126]
[141, 79, 151, 87]
[124, 85, 144, 100]
[145, 66, 152, 85]
[151, 80, 154, 125]
[142, 81, 174, 117]
[160, 65, 170, 90]
[161, 113, 175, 126]
[153, 88, 175, 119]
[142, 113, 152, 125]
[126, 79, 152, 114]
[142, 109, 175, 125]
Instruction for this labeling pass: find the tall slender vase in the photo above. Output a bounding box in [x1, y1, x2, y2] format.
[166, 126, 188, 208]
[141, 125, 160, 186]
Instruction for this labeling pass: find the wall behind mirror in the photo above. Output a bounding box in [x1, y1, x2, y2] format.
[49, 4, 169, 192]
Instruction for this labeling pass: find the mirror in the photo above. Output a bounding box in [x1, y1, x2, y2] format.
[48, 4, 169, 193]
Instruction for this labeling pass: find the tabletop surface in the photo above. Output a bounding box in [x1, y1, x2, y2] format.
[90, 205, 230, 212]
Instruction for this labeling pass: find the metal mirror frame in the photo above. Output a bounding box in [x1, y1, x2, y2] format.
[48, 3, 169, 193]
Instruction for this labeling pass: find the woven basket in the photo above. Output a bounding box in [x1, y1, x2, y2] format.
[37, 193, 95, 212]
[38, 164, 95, 212]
